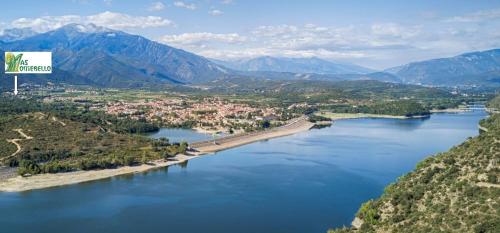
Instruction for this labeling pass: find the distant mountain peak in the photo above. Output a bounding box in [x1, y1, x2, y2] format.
[0, 27, 38, 42]
[386, 48, 500, 86]
[213, 56, 375, 75]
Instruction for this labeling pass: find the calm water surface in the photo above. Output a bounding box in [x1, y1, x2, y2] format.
[0, 111, 486, 233]
[147, 128, 213, 143]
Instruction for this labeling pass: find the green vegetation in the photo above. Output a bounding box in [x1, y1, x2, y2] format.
[328, 111, 500, 232]
[308, 114, 332, 123]
[194, 79, 470, 118]
[486, 95, 500, 110]
[323, 100, 430, 117]
[0, 97, 186, 176]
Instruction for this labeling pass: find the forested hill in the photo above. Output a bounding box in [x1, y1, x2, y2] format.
[0, 97, 188, 175]
[330, 108, 499, 232]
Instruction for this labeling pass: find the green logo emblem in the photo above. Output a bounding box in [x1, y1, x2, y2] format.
[5, 52, 23, 72]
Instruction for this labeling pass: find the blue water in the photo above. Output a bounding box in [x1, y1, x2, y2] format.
[147, 128, 213, 143]
[0, 111, 486, 233]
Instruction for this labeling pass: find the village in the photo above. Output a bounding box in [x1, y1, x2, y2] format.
[103, 97, 285, 134]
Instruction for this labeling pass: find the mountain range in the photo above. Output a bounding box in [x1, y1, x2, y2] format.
[212, 56, 374, 75]
[386, 49, 500, 86]
[0, 23, 499, 88]
[1, 24, 231, 87]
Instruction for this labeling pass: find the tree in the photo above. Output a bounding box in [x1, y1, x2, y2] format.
[179, 141, 188, 154]
[124, 155, 135, 166]
[17, 160, 42, 176]
[141, 152, 148, 164]
[257, 120, 271, 129]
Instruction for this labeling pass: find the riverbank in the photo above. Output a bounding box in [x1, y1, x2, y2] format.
[0, 117, 314, 192]
[0, 154, 199, 192]
[315, 112, 429, 120]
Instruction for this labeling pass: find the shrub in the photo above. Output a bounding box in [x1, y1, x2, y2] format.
[17, 160, 42, 176]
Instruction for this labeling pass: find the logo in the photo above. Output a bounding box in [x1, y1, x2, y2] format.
[4, 52, 52, 74]
[5, 52, 23, 72]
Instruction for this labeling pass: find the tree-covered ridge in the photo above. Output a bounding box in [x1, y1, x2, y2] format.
[0, 97, 187, 175]
[330, 113, 500, 233]
[324, 100, 430, 117]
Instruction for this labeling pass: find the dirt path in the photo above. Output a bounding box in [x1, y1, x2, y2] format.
[1, 129, 33, 163]
[477, 182, 500, 188]
[5, 139, 22, 159]
[52, 116, 66, 126]
[14, 129, 33, 140]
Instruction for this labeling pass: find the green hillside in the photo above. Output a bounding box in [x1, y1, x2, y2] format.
[0, 97, 187, 175]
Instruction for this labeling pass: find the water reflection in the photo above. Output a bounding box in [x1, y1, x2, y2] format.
[177, 160, 189, 169]
[385, 116, 430, 130]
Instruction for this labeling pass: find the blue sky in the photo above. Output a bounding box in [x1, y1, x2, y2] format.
[1, 0, 500, 69]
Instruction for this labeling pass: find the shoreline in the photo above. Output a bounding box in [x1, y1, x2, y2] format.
[0, 117, 314, 192]
[0, 154, 200, 192]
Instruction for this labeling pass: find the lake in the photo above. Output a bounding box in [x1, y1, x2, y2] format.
[147, 128, 214, 143]
[0, 111, 487, 233]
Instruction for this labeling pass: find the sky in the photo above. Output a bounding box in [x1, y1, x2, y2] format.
[1, 0, 500, 69]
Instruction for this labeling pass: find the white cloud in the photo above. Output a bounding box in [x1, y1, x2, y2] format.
[174, 1, 196, 10]
[8, 11, 174, 33]
[445, 8, 500, 22]
[87, 11, 173, 29]
[221, 0, 232, 4]
[371, 23, 421, 39]
[197, 48, 367, 61]
[148, 2, 165, 11]
[11, 15, 82, 32]
[0, 22, 8, 34]
[209, 9, 223, 16]
[160, 21, 500, 69]
[252, 24, 299, 37]
[159, 32, 246, 45]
